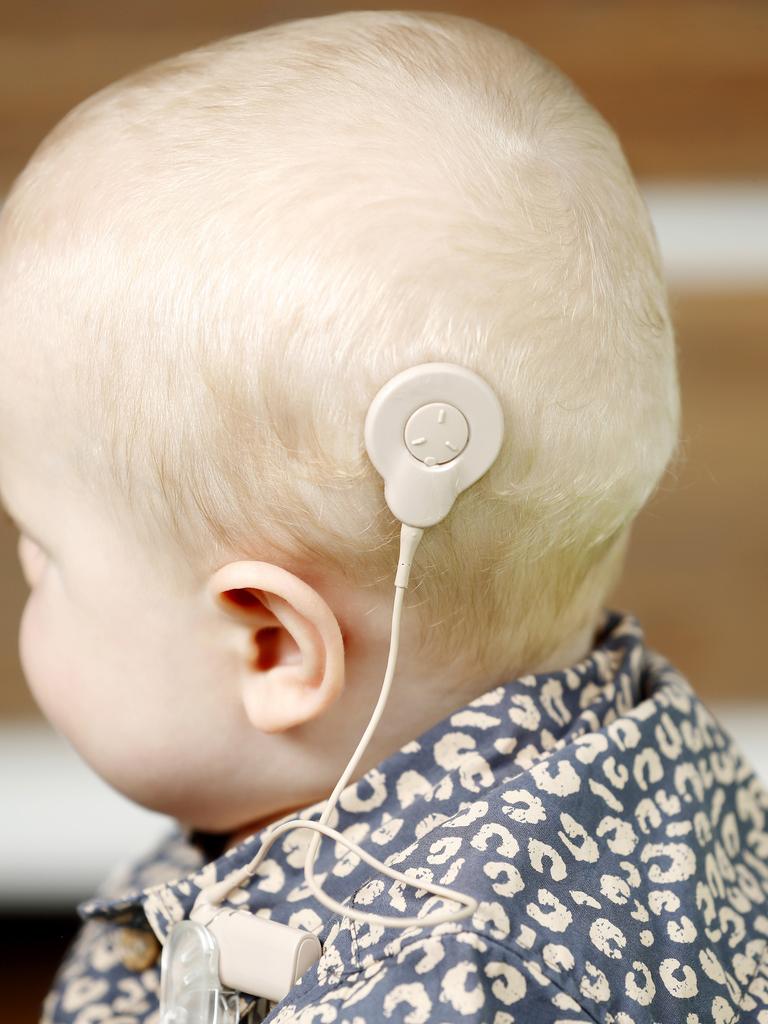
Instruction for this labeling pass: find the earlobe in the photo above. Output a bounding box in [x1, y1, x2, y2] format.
[207, 561, 346, 734]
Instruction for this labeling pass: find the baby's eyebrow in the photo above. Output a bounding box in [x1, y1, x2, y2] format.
[0, 479, 20, 517]
[1, 500, 22, 532]
[0, 483, 47, 549]
[0, 481, 13, 515]
[1, 506, 49, 554]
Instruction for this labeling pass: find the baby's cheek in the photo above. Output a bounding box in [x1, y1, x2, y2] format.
[17, 587, 79, 737]
[18, 596, 138, 801]
[18, 590, 58, 722]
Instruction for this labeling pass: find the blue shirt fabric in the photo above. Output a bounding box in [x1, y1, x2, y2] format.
[41, 611, 768, 1023]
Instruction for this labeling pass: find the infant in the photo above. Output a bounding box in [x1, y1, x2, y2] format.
[1, 10, 766, 1024]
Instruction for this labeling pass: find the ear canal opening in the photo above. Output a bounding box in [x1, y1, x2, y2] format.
[254, 626, 285, 672]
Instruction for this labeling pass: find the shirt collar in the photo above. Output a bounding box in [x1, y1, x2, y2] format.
[79, 609, 649, 943]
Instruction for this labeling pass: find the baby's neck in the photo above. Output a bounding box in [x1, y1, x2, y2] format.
[222, 617, 598, 853]
[224, 801, 314, 851]
[527, 618, 598, 677]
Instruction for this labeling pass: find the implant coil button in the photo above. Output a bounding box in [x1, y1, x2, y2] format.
[404, 402, 470, 467]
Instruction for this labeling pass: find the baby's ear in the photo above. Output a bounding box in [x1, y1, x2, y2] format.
[206, 561, 346, 734]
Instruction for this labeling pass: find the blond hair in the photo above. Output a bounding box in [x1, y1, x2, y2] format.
[0, 11, 679, 679]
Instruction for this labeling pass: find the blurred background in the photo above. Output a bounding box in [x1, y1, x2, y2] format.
[1, 1, 766, 1020]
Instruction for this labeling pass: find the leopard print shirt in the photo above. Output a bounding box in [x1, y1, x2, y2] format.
[40, 611, 768, 1023]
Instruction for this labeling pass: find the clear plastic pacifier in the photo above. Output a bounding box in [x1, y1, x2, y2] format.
[159, 920, 239, 1024]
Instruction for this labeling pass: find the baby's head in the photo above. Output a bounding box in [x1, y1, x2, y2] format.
[0, 11, 678, 834]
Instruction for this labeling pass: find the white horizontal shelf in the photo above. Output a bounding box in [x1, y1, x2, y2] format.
[0, 723, 174, 908]
[641, 182, 768, 287]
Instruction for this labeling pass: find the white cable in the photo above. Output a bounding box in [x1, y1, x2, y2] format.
[194, 523, 478, 929]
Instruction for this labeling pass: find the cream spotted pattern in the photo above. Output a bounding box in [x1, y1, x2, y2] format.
[41, 612, 768, 1023]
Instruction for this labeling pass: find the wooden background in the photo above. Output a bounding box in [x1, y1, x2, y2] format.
[2, 0, 768, 186]
[0, 0, 766, 712]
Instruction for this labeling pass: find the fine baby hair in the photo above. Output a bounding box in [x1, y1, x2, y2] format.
[0, 9, 679, 703]
[160, 363, 505, 1017]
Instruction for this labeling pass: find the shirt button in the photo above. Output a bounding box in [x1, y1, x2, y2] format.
[115, 926, 161, 971]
